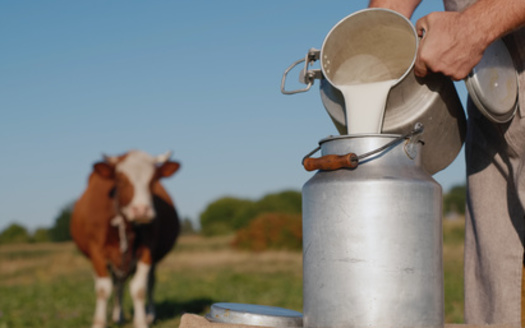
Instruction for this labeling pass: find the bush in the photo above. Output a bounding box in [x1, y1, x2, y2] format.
[232, 212, 302, 252]
[32, 228, 50, 243]
[232, 190, 302, 231]
[50, 202, 74, 242]
[200, 197, 254, 236]
[443, 185, 466, 215]
[199, 190, 302, 237]
[0, 223, 31, 244]
[180, 217, 197, 235]
[256, 190, 301, 214]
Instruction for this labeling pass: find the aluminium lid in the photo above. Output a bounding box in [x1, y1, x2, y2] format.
[465, 38, 519, 123]
[205, 302, 303, 327]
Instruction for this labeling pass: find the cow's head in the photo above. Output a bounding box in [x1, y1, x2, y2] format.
[93, 150, 180, 223]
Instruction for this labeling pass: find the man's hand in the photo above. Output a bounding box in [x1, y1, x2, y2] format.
[369, 0, 525, 80]
[415, 11, 487, 80]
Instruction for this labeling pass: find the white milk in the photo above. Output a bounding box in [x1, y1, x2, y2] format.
[330, 55, 397, 134]
[338, 80, 396, 134]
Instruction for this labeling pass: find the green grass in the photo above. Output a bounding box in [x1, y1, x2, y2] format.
[0, 220, 465, 327]
[443, 218, 465, 323]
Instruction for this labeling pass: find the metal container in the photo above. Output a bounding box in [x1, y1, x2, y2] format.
[465, 38, 519, 123]
[205, 302, 303, 327]
[302, 133, 444, 328]
[320, 71, 466, 175]
[281, 8, 466, 175]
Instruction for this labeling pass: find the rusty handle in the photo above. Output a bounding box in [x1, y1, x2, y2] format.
[303, 153, 358, 171]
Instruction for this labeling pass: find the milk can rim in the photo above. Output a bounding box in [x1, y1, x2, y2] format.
[320, 7, 419, 88]
[205, 302, 303, 327]
[318, 133, 402, 145]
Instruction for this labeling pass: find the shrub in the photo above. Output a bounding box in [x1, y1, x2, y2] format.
[32, 228, 50, 243]
[200, 197, 254, 236]
[443, 185, 466, 215]
[0, 223, 31, 244]
[50, 204, 73, 242]
[232, 212, 302, 252]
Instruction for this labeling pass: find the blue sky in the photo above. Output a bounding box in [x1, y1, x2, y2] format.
[1, 1, 467, 231]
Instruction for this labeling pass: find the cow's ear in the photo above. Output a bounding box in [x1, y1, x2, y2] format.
[157, 161, 180, 178]
[93, 162, 115, 179]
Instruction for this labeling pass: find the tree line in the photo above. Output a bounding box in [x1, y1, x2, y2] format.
[0, 185, 466, 245]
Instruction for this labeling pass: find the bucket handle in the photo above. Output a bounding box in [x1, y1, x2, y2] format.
[303, 152, 358, 171]
[281, 48, 322, 95]
[302, 123, 424, 171]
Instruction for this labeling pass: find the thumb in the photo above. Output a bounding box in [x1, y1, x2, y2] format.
[414, 52, 428, 77]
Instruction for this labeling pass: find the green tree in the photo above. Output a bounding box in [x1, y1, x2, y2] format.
[180, 217, 196, 235]
[443, 184, 466, 215]
[199, 190, 302, 237]
[0, 223, 30, 244]
[32, 227, 50, 243]
[232, 190, 302, 230]
[49, 202, 75, 242]
[256, 190, 301, 214]
[200, 197, 254, 236]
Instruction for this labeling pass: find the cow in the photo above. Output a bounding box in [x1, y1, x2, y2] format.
[70, 150, 181, 328]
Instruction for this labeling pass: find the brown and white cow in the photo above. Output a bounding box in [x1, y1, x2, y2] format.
[70, 150, 180, 328]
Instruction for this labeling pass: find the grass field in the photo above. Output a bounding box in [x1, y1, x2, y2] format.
[0, 219, 465, 327]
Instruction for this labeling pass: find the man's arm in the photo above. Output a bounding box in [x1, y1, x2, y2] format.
[415, 0, 525, 79]
[369, 0, 525, 79]
[368, 0, 422, 19]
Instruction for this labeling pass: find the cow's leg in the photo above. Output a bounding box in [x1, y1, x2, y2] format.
[111, 275, 125, 324]
[91, 248, 112, 328]
[130, 261, 150, 328]
[93, 276, 112, 328]
[146, 263, 156, 324]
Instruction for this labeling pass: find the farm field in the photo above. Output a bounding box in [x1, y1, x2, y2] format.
[0, 219, 465, 327]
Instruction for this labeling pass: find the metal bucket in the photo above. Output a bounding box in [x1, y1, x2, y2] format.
[320, 69, 466, 175]
[281, 8, 467, 175]
[302, 133, 444, 328]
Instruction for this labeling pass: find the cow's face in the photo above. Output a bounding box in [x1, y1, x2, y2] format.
[93, 150, 180, 223]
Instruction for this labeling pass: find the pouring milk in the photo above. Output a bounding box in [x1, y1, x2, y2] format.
[331, 54, 396, 134]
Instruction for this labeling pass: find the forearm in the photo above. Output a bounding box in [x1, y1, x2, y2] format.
[368, 0, 422, 18]
[459, 0, 525, 49]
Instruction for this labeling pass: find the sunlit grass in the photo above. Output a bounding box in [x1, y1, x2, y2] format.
[0, 219, 465, 327]
[443, 217, 465, 323]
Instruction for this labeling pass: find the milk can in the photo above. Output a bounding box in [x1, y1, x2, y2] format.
[301, 127, 444, 328]
[281, 8, 453, 328]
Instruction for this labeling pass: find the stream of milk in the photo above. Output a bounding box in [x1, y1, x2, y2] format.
[338, 80, 396, 134]
[330, 54, 397, 134]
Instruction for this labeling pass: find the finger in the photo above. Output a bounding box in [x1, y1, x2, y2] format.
[414, 57, 428, 77]
[414, 45, 429, 78]
[415, 17, 428, 38]
[414, 17, 429, 77]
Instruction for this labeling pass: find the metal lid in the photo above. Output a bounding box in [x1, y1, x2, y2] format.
[205, 302, 303, 327]
[465, 38, 519, 123]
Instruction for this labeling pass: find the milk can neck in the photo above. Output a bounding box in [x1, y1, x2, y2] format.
[319, 134, 421, 168]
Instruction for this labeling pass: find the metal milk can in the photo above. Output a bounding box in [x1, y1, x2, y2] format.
[280, 8, 454, 328]
[301, 128, 444, 328]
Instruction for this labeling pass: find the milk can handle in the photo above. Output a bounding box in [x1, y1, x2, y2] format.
[281, 48, 322, 95]
[302, 123, 425, 171]
[303, 153, 358, 171]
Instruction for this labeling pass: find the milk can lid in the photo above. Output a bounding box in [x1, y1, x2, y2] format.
[205, 302, 303, 327]
[465, 38, 519, 123]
